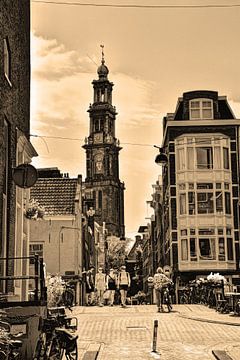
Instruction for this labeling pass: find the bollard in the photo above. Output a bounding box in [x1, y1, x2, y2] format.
[152, 319, 158, 353]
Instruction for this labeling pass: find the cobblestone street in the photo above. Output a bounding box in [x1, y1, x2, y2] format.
[71, 304, 240, 360]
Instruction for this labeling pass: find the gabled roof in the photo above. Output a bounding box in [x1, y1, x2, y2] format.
[30, 178, 78, 216]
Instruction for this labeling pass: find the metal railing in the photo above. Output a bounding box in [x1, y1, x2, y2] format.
[0, 254, 47, 306]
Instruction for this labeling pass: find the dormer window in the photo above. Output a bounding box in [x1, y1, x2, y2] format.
[190, 99, 213, 120]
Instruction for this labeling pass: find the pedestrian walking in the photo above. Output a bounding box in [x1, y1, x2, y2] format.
[85, 266, 95, 306]
[106, 268, 117, 306]
[153, 267, 171, 312]
[117, 265, 131, 308]
[95, 267, 106, 307]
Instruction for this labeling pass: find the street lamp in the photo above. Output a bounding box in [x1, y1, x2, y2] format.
[154, 145, 168, 165]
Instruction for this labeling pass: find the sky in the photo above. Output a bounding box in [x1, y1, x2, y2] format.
[30, 0, 240, 238]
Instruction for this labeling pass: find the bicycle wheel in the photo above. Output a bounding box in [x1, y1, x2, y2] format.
[63, 290, 74, 308]
[33, 334, 47, 360]
[48, 337, 64, 360]
[65, 339, 78, 360]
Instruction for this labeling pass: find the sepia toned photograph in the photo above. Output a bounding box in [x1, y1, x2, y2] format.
[1, 0, 240, 359]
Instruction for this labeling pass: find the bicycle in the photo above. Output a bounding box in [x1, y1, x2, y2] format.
[162, 284, 173, 312]
[34, 311, 78, 360]
[57, 284, 75, 311]
[0, 320, 22, 360]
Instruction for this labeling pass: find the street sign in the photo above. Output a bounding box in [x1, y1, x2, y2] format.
[12, 164, 38, 188]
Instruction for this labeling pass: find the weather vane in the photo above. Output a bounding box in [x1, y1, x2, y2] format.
[100, 44, 105, 64]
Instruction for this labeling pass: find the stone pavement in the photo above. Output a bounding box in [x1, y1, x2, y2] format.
[70, 304, 240, 360]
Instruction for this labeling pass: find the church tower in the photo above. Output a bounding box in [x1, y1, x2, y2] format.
[83, 47, 125, 237]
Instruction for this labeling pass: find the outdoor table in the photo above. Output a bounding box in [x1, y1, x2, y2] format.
[225, 292, 240, 314]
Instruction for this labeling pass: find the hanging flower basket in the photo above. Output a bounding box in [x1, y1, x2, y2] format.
[25, 199, 45, 220]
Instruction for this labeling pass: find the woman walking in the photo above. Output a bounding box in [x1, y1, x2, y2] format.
[95, 267, 106, 307]
[106, 268, 117, 306]
[153, 267, 171, 312]
[117, 265, 131, 308]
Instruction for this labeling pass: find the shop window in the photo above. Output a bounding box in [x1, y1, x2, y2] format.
[199, 238, 216, 260]
[227, 238, 234, 260]
[190, 238, 197, 261]
[223, 148, 230, 169]
[181, 239, 188, 261]
[218, 238, 225, 261]
[180, 193, 186, 215]
[197, 192, 214, 214]
[196, 147, 213, 169]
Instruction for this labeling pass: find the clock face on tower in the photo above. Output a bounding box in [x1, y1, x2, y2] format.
[94, 132, 103, 144]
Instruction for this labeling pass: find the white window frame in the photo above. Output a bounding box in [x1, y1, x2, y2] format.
[189, 98, 213, 120]
[4, 38, 11, 85]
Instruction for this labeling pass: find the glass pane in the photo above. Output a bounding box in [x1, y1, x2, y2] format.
[177, 148, 185, 170]
[190, 238, 197, 261]
[210, 238, 216, 260]
[181, 239, 188, 260]
[214, 147, 221, 169]
[187, 147, 194, 170]
[227, 238, 234, 260]
[202, 101, 212, 108]
[197, 193, 214, 214]
[216, 192, 223, 213]
[191, 101, 200, 108]
[188, 192, 195, 215]
[196, 148, 213, 169]
[191, 109, 200, 119]
[223, 148, 229, 169]
[180, 194, 186, 215]
[218, 237, 225, 261]
[199, 238, 213, 259]
[225, 192, 231, 214]
[202, 109, 212, 119]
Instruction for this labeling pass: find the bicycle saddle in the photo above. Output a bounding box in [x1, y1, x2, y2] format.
[10, 340, 22, 349]
[55, 328, 78, 341]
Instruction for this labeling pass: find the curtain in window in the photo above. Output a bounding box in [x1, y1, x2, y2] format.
[177, 148, 185, 170]
[214, 147, 221, 169]
[181, 239, 188, 260]
[180, 194, 186, 215]
[187, 147, 194, 170]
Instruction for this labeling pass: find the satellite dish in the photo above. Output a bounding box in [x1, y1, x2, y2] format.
[12, 164, 38, 188]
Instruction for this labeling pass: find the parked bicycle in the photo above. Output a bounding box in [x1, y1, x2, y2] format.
[57, 283, 75, 311]
[0, 318, 22, 360]
[34, 308, 78, 360]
